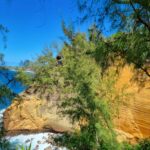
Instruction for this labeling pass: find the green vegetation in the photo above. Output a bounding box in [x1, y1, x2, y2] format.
[16, 143, 32, 150]
[15, 1, 149, 147]
[0, 128, 11, 150]
[0, 24, 8, 49]
[16, 24, 150, 149]
[15, 25, 145, 150]
[0, 0, 149, 149]
[0, 54, 4, 66]
[78, 0, 150, 77]
[137, 139, 150, 150]
[0, 122, 31, 150]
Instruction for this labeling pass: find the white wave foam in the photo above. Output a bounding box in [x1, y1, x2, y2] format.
[0, 109, 67, 150]
[6, 132, 67, 150]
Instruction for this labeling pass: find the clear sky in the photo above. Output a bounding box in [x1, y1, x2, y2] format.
[0, 0, 89, 66]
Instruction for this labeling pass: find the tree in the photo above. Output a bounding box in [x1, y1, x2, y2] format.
[53, 24, 131, 150]
[78, 0, 150, 77]
[0, 24, 8, 66]
[0, 24, 8, 49]
[19, 59, 31, 68]
[78, 0, 150, 32]
[16, 25, 129, 149]
[0, 53, 4, 66]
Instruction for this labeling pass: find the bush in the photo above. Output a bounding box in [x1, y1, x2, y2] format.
[122, 142, 134, 150]
[135, 139, 150, 150]
[0, 123, 12, 150]
[16, 143, 32, 150]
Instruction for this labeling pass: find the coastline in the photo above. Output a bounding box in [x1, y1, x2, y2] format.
[1, 109, 66, 150]
[5, 132, 67, 150]
[0, 70, 66, 149]
[5, 129, 64, 137]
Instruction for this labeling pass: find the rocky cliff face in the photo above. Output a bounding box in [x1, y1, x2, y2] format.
[3, 65, 150, 143]
[3, 91, 74, 135]
[114, 65, 150, 143]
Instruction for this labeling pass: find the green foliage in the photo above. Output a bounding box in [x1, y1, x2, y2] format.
[0, 129, 11, 150]
[93, 30, 150, 76]
[16, 27, 124, 149]
[78, 0, 150, 32]
[16, 49, 65, 94]
[121, 142, 135, 150]
[0, 54, 4, 66]
[15, 69, 33, 86]
[0, 127, 32, 150]
[15, 15, 149, 150]
[135, 139, 150, 150]
[19, 60, 32, 68]
[0, 68, 17, 105]
[16, 24, 135, 150]
[0, 1, 149, 149]
[16, 143, 32, 150]
[78, 0, 150, 77]
[53, 26, 124, 150]
[0, 85, 15, 104]
[0, 24, 9, 49]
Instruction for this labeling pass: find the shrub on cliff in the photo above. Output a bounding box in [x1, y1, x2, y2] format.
[135, 138, 150, 150]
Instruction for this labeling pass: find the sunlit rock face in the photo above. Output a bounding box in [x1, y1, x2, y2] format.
[3, 89, 74, 135]
[114, 65, 150, 144]
[3, 65, 150, 144]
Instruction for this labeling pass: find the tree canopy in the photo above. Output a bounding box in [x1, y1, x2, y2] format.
[78, 0, 150, 77]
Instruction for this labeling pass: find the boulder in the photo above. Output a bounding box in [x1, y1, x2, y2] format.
[3, 91, 74, 135]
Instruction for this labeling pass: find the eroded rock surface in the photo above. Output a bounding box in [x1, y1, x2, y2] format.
[3, 90, 73, 135]
[114, 65, 150, 143]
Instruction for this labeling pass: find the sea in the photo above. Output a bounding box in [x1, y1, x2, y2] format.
[0, 70, 66, 150]
[0, 69, 26, 110]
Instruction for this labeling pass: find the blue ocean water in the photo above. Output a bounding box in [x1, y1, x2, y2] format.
[0, 70, 26, 110]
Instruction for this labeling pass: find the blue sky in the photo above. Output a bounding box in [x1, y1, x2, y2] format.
[0, 0, 90, 66]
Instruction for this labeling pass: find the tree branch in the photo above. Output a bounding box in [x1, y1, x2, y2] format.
[129, 0, 150, 32]
[140, 66, 150, 77]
